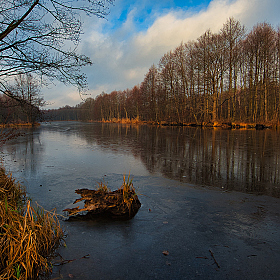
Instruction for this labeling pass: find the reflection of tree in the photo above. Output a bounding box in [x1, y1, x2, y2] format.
[61, 122, 280, 198]
[6, 122, 280, 198]
[3, 127, 44, 177]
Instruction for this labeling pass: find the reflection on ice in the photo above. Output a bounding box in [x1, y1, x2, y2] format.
[1, 122, 280, 280]
[2, 121, 280, 198]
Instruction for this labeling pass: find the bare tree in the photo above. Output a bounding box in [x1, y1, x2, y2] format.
[243, 23, 276, 122]
[141, 64, 160, 122]
[195, 30, 226, 122]
[0, 0, 113, 95]
[221, 18, 245, 120]
[276, 28, 280, 119]
[8, 73, 45, 124]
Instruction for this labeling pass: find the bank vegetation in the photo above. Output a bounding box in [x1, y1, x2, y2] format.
[0, 168, 64, 279]
[46, 18, 280, 128]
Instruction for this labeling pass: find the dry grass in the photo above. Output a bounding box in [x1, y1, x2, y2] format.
[96, 179, 110, 193]
[120, 173, 138, 217]
[0, 168, 64, 280]
[0, 122, 40, 128]
[0, 169, 25, 211]
[94, 173, 139, 217]
[102, 117, 142, 125]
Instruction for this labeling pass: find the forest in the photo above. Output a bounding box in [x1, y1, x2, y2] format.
[42, 19, 280, 126]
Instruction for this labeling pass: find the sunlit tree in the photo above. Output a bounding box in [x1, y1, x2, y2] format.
[221, 18, 245, 120]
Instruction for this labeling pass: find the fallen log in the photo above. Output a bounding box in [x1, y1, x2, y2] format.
[63, 179, 141, 219]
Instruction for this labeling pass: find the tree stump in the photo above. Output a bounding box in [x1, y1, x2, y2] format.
[63, 188, 141, 220]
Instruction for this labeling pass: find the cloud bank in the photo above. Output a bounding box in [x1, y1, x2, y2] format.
[45, 0, 280, 108]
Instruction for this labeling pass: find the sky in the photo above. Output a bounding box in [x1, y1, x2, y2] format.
[44, 0, 280, 108]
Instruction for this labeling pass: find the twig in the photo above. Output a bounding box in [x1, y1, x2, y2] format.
[53, 254, 90, 266]
[209, 249, 220, 268]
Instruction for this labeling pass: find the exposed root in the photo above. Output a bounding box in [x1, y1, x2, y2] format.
[64, 175, 141, 220]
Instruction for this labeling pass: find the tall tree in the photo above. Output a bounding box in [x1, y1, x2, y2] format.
[243, 23, 276, 122]
[159, 51, 183, 123]
[195, 30, 226, 122]
[140, 65, 160, 121]
[195, 30, 212, 121]
[276, 28, 280, 119]
[221, 18, 245, 120]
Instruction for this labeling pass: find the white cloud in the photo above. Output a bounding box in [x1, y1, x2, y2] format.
[45, 0, 280, 108]
[42, 84, 81, 108]
[132, 0, 258, 57]
[87, 84, 112, 97]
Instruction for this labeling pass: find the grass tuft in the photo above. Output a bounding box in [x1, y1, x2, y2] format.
[0, 168, 64, 279]
[121, 173, 137, 216]
[96, 179, 110, 193]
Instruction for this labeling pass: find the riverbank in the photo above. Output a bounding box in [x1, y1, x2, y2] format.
[101, 118, 280, 129]
[0, 122, 40, 128]
[0, 168, 64, 279]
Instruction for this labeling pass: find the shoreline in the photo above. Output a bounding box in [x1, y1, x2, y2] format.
[15, 119, 279, 130]
[100, 118, 279, 130]
[0, 122, 40, 128]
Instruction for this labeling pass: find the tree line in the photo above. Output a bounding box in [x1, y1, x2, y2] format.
[48, 18, 280, 125]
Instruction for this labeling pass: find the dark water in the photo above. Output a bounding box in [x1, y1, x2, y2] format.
[1, 122, 280, 279]
[2, 121, 279, 199]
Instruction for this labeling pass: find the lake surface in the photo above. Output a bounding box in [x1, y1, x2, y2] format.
[1, 122, 280, 279]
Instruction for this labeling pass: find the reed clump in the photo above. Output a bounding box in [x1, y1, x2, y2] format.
[102, 117, 142, 125]
[121, 174, 138, 217]
[0, 122, 40, 128]
[0, 168, 64, 280]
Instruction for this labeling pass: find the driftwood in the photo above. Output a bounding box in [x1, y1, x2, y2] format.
[63, 188, 141, 219]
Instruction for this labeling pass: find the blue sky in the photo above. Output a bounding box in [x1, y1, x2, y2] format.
[108, 0, 211, 31]
[45, 0, 280, 108]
